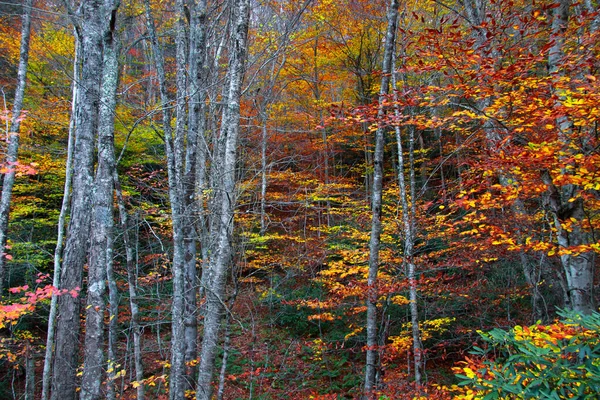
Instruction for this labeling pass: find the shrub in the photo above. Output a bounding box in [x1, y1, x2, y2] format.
[453, 310, 600, 399]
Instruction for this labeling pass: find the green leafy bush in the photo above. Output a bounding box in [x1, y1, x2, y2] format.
[454, 310, 600, 399]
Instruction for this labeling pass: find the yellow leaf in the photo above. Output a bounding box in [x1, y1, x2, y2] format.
[463, 367, 476, 379]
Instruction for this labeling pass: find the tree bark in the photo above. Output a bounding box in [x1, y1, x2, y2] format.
[80, 3, 120, 398]
[364, 0, 399, 395]
[196, 1, 250, 398]
[182, 0, 208, 391]
[25, 342, 35, 400]
[391, 48, 423, 385]
[41, 31, 80, 400]
[114, 171, 144, 399]
[143, 0, 200, 396]
[51, 0, 106, 397]
[167, 1, 189, 397]
[546, 0, 595, 314]
[0, 0, 32, 293]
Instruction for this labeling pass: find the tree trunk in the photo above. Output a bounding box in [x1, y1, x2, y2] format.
[196, 1, 250, 398]
[0, 0, 32, 293]
[51, 0, 105, 397]
[216, 313, 232, 400]
[364, 0, 399, 395]
[167, 1, 189, 397]
[260, 116, 268, 235]
[106, 216, 118, 400]
[115, 171, 144, 399]
[546, 0, 595, 314]
[25, 343, 35, 400]
[81, 3, 120, 398]
[183, 0, 208, 390]
[392, 47, 423, 385]
[143, 0, 197, 396]
[41, 31, 80, 400]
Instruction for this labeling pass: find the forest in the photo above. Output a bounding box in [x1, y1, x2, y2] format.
[0, 0, 599, 398]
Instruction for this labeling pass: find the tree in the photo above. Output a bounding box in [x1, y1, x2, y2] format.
[0, 0, 599, 398]
[544, 0, 595, 315]
[51, 1, 116, 398]
[196, 1, 250, 398]
[80, 1, 120, 398]
[364, 0, 399, 394]
[0, 0, 33, 293]
[41, 31, 79, 400]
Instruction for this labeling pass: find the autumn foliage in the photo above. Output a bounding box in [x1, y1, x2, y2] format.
[0, 0, 599, 399]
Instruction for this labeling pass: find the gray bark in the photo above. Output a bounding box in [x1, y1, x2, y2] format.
[115, 172, 144, 399]
[168, 1, 189, 397]
[80, 2, 120, 398]
[546, 0, 595, 314]
[392, 50, 423, 385]
[0, 0, 32, 293]
[42, 32, 80, 400]
[548, 0, 570, 76]
[51, 0, 105, 397]
[260, 117, 268, 235]
[143, 0, 201, 396]
[105, 214, 118, 400]
[216, 314, 232, 400]
[364, 0, 399, 395]
[584, 0, 599, 32]
[542, 171, 595, 314]
[182, 0, 208, 391]
[25, 343, 35, 400]
[196, 1, 250, 398]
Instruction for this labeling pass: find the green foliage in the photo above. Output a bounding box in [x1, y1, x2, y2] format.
[273, 284, 326, 338]
[455, 310, 600, 399]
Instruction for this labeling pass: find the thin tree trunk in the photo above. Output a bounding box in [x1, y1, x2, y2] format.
[104, 19, 121, 400]
[168, 1, 189, 397]
[0, 0, 32, 293]
[183, 0, 208, 391]
[260, 116, 268, 235]
[81, 4, 119, 398]
[216, 313, 232, 400]
[407, 125, 423, 386]
[51, 0, 105, 397]
[143, 1, 189, 397]
[25, 343, 34, 400]
[114, 171, 144, 399]
[41, 28, 80, 400]
[392, 51, 423, 385]
[196, 1, 250, 398]
[105, 229, 118, 400]
[364, 0, 399, 396]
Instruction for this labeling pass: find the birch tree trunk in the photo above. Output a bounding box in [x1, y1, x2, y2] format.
[41, 32, 80, 400]
[51, 0, 105, 397]
[81, 3, 120, 398]
[0, 0, 32, 293]
[363, 0, 399, 395]
[545, 0, 595, 314]
[196, 1, 250, 398]
[391, 52, 423, 385]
